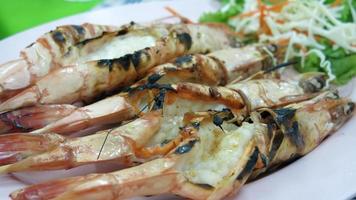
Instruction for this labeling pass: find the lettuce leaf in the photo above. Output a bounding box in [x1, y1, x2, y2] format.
[199, 0, 244, 23]
[200, 0, 356, 85]
[331, 54, 356, 85]
[295, 34, 355, 85]
[339, 0, 356, 22]
[295, 50, 356, 85]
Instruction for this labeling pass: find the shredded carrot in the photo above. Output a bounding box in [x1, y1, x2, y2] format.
[230, 1, 289, 19]
[153, 15, 177, 23]
[268, 1, 289, 12]
[331, 0, 342, 7]
[165, 6, 193, 24]
[236, 10, 260, 18]
[258, 0, 273, 36]
[164, 7, 242, 37]
[277, 37, 291, 46]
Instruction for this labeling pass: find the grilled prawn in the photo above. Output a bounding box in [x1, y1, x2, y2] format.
[9, 95, 354, 200]
[0, 74, 326, 169]
[11, 62, 325, 137]
[0, 44, 284, 133]
[0, 43, 284, 134]
[0, 23, 121, 101]
[4, 72, 324, 138]
[0, 23, 234, 113]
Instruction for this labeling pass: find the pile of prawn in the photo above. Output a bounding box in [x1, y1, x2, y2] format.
[0, 17, 354, 200]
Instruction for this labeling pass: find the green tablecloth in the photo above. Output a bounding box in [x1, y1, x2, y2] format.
[0, 0, 102, 39]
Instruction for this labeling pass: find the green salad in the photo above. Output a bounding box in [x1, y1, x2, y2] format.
[200, 0, 356, 84]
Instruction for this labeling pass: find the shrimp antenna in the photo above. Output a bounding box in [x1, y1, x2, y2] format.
[97, 128, 114, 160]
[165, 6, 193, 23]
[138, 98, 155, 114]
[264, 60, 298, 74]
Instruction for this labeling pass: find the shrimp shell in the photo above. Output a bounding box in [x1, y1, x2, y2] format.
[0, 23, 233, 113]
[0, 23, 120, 100]
[9, 95, 354, 200]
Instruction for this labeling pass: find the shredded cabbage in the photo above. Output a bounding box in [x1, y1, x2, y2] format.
[212, 0, 356, 84]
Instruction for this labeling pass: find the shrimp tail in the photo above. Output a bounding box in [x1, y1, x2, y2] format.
[0, 111, 162, 173]
[10, 175, 90, 200]
[10, 157, 182, 200]
[32, 95, 136, 135]
[0, 133, 65, 166]
[0, 104, 77, 134]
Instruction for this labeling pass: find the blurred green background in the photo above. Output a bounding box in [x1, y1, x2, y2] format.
[0, 0, 103, 40]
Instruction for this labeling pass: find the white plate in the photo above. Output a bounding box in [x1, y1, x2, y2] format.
[0, 0, 355, 199]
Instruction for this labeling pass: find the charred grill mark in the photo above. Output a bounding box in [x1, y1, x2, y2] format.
[132, 48, 151, 68]
[236, 147, 259, 180]
[174, 55, 193, 67]
[152, 89, 167, 110]
[176, 32, 192, 50]
[131, 50, 143, 68]
[125, 81, 174, 94]
[116, 28, 129, 36]
[174, 140, 197, 154]
[287, 121, 303, 148]
[260, 153, 269, 167]
[274, 108, 304, 149]
[71, 25, 85, 36]
[148, 73, 163, 84]
[268, 130, 284, 161]
[52, 31, 66, 45]
[115, 54, 132, 71]
[274, 108, 296, 125]
[124, 73, 165, 92]
[97, 59, 114, 71]
[76, 34, 105, 46]
[97, 54, 132, 72]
